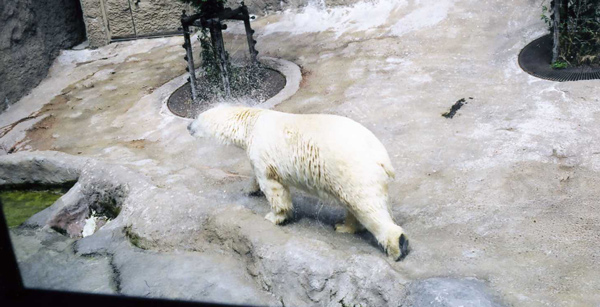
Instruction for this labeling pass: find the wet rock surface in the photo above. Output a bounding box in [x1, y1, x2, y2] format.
[10, 217, 278, 305]
[9, 227, 116, 294]
[405, 278, 504, 307]
[1, 151, 505, 306]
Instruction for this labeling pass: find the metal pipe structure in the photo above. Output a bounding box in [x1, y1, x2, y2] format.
[241, 3, 258, 64]
[179, 2, 260, 101]
[181, 10, 199, 101]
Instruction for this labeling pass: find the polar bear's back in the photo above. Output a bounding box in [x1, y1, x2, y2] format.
[291, 113, 389, 159]
[297, 113, 394, 176]
[252, 111, 395, 200]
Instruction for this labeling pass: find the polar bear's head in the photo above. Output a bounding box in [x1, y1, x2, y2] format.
[187, 104, 263, 149]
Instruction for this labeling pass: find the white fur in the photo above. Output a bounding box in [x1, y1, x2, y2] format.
[188, 105, 408, 260]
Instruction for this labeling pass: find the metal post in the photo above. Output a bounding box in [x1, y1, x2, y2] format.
[209, 19, 231, 98]
[552, 1, 561, 64]
[181, 11, 198, 101]
[241, 2, 258, 64]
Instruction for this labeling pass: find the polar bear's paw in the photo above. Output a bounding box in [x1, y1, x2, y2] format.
[398, 234, 410, 261]
[265, 212, 290, 225]
[385, 233, 410, 261]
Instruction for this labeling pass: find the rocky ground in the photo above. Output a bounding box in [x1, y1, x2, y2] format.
[1, 0, 600, 306]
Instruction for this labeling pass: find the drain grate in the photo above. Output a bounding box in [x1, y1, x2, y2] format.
[518, 34, 600, 82]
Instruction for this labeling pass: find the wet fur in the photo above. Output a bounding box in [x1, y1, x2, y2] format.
[188, 105, 409, 260]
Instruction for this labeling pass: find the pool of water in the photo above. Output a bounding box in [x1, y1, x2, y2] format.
[0, 188, 68, 228]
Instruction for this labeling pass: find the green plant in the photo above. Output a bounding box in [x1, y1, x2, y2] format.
[551, 60, 569, 68]
[123, 225, 146, 249]
[541, 0, 600, 67]
[0, 189, 64, 227]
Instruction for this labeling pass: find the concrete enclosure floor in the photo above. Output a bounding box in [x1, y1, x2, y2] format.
[1, 1, 600, 306]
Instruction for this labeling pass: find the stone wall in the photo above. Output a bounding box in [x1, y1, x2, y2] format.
[79, 0, 111, 47]
[79, 0, 193, 47]
[0, 0, 86, 112]
[80, 0, 360, 47]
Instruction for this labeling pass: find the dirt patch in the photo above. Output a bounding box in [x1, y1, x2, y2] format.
[127, 139, 150, 149]
[15, 115, 58, 152]
[300, 66, 312, 88]
[0, 87, 76, 141]
[10, 40, 189, 155]
[40, 93, 70, 113]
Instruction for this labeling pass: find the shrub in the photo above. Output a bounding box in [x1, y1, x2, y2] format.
[542, 0, 600, 67]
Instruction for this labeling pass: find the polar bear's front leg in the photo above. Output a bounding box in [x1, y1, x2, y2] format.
[261, 179, 293, 225]
[335, 210, 365, 234]
[243, 163, 264, 196]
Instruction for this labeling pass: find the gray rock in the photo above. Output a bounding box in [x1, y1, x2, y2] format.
[406, 278, 505, 307]
[24, 182, 86, 230]
[1, 151, 280, 304]
[0, 151, 82, 187]
[113, 246, 279, 305]
[0, 0, 85, 112]
[1, 151, 505, 306]
[200, 205, 410, 306]
[9, 227, 116, 294]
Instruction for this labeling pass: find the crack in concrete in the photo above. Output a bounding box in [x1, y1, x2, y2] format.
[107, 253, 122, 294]
[77, 249, 122, 294]
[0, 110, 42, 139]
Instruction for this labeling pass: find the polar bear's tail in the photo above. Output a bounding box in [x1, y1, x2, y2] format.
[380, 161, 396, 180]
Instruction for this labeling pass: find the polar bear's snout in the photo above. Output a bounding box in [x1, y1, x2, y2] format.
[188, 118, 203, 137]
[188, 118, 212, 139]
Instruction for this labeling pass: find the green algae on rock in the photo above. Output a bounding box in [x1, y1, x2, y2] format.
[0, 189, 66, 228]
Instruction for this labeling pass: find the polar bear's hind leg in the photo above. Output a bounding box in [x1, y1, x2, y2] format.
[261, 178, 294, 225]
[335, 210, 365, 234]
[349, 196, 410, 261]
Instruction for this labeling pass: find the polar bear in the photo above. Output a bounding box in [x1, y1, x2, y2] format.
[188, 105, 409, 261]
